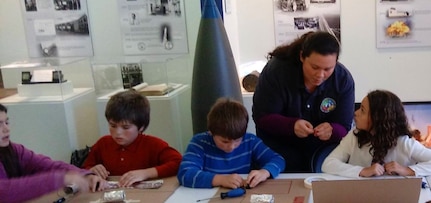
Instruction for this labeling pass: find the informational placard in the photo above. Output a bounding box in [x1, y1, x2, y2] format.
[20, 0, 93, 57]
[32, 69, 55, 83]
[117, 0, 189, 55]
[120, 63, 143, 89]
[273, 0, 341, 46]
[376, 0, 431, 48]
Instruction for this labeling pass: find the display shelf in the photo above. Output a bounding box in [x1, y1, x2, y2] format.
[90, 55, 191, 97]
[0, 57, 94, 90]
[17, 81, 74, 97]
[0, 88, 91, 103]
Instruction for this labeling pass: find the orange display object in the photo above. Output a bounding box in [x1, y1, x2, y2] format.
[424, 125, 431, 147]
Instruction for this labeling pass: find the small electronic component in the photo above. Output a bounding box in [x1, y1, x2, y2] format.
[133, 179, 164, 189]
[250, 194, 274, 203]
[102, 190, 126, 202]
[107, 181, 120, 189]
[63, 184, 79, 195]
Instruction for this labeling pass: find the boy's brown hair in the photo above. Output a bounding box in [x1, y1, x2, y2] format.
[207, 98, 248, 140]
[105, 89, 150, 132]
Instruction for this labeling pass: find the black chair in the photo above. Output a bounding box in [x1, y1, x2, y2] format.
[310, 142, 339, 173]
[70, 145, 91, 167]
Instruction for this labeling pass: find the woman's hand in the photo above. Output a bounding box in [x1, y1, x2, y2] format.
[313, 122, 333, 141]
[294, 119, 314, 138]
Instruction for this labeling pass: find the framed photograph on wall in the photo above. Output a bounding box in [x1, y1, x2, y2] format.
[117, 0, 189, 55]
[20, 0, 94, 57]
[376, 0, 431, 48]
[273, 0, 341, 46]
[120, 63, 144, 89]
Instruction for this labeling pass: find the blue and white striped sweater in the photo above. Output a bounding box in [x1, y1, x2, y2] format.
[177, 132, 285, 188]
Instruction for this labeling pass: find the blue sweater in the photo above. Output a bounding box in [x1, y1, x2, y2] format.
[177, 132, 285, 188]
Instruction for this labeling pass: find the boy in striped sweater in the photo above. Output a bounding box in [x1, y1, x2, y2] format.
[178, 98, 285, 188]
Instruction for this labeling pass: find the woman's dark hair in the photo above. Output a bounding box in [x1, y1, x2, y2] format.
[0, 104, 22, 178]
[267, 31, 340, 66]
[105, 89, 150, 132]
[207, 98, 248, 140]
[354, 90, 411, 164]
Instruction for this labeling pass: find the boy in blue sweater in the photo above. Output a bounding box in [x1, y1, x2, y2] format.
[178, 98, 285, 189]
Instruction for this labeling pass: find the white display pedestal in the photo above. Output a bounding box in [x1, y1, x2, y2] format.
[17, 81, 74, 97]
[242, 92, 256, 135]
[0, 88, 100, 162]
[96, 85, 193, 153]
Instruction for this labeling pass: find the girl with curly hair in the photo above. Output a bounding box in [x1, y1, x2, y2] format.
[322, 90, 431, 177]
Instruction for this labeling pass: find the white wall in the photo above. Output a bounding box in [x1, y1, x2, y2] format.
[226, 0, 431, 102]
[0, 0, 200, 155]
[3, 1, 431, 102]
[0, 0, 200, 85]
[0, 0, 29, 64]
[2, 0, 431, 142]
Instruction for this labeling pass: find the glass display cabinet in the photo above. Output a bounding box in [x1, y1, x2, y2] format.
[0, 57, 99, 162]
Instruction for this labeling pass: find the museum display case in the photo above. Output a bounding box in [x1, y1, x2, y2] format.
[90, 55, 191, 96]
[1, 57, 94, 90]
[0, 57, 99, 162]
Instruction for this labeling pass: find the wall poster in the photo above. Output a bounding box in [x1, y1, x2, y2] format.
[117, 0, 189, 55]
[273, 0, 341, 46]
[21, 0, 93, 57]
[376, 0, 431, 48]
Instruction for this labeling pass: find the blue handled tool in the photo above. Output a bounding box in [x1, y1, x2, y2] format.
[196, 188, 246, 202]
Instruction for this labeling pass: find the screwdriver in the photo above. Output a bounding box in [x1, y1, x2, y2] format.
[196, 188, 246, 202]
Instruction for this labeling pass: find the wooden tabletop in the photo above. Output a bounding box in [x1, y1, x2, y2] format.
[208, 179, 309, 203]
[26, 176, 179, 203]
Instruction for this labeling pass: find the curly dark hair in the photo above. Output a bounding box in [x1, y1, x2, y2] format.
[266, 31, 340, 66]
[354, 90, 412, 164]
